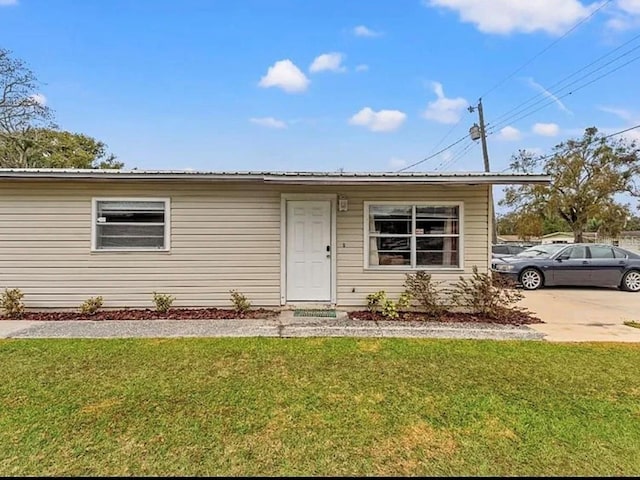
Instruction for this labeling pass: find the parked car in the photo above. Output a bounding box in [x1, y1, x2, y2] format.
[491, 243, 640, 291]
[492, 244, 528, 258]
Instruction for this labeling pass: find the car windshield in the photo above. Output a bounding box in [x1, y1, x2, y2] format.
[516, 244, 567, 258]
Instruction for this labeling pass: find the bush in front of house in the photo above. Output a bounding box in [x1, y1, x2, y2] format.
[229, 290, 251, 315]
[79, 296, 104, 315]
[366, 290, 411, 320]
[0, 288, 25, 318]
[152, 292, 175, 313]
[403, 271, 445, 317]
[451, 265, 524, 320]
[353, 266, 538, 325]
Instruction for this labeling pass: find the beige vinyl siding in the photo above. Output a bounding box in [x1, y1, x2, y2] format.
[334, 185, 489, 306]
[0, 180, 489, 309]
[0, 181, 281, 309]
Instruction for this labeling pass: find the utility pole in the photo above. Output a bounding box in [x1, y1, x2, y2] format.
[468, 98, 497, 245]
[477, 99, 490, 173]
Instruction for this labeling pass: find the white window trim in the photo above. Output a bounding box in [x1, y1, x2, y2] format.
[91, 197, 171, 252]
[363, 201, 464, 271]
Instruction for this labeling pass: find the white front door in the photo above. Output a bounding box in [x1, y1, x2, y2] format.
[286, 200, 332, 302]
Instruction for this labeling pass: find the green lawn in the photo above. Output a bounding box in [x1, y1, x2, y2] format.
[1, 338, 640, 476]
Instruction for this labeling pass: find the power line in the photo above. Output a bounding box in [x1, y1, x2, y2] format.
[395, 134, 469, 172]
[500, 123, 640, 172]
[437, 141, 479, 171]
[489, 30, 640, 128]
[479, 0, 613, 99]
[487, 44, 640, 133]
[606, 123, 640, 139]
[400, 0, 616, 174]
[414, 45, 640, 174]
[487, 53, 640, 133]
[393, 117, 467, 172]
[434, 139, 474, 171]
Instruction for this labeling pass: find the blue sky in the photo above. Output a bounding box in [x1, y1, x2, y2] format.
[1, 0, 640, 177]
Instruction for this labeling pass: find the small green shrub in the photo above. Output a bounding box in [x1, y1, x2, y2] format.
[152, 292, 175, 313]
[380, 298, 399, 320]
[366, 291, 387, 313]
[397, 292, 412, 310]
[451, 266, 524, 320]
[403, 271, 444, 316]
[624, 320, 640, 329]
[79, 296, 103, 315]
[1, 288, 25, 318]
[366, 290, 411, 320]
[230, 290, 251, 314]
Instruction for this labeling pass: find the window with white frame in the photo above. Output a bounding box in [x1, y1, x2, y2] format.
[92, 199, 170, 251]
[366, 203, 461, 268]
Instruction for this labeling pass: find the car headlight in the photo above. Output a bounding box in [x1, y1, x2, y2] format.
[494, 264, 515, 272]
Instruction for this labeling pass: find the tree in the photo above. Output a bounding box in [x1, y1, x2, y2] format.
[501, 127, 640, 242]
[0, 128, 123, 169]
[0, 48, 54, 165]
[496, 210, 544, 240]
[586, 203, 630, 237]
[497, 210, 571, 239]
[0, 48, 121, 169]
[626, 215, 640, 231]
[541, 215, 570, 235]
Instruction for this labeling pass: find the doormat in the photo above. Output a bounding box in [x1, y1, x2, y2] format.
[293, 309, 337, 318]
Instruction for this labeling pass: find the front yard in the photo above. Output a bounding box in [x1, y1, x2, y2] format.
[1, 338, 639, 476]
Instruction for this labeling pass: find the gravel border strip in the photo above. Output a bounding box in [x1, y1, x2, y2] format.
[8, 318, 544, 341]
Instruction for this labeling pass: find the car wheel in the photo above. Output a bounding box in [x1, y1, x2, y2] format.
[519, 268, 543, 290]
[621, 270, 640, 292]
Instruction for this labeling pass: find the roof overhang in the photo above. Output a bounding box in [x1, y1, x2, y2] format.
[0, 169, 551, 185]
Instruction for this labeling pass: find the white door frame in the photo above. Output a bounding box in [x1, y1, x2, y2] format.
[281, 193, 337, 305]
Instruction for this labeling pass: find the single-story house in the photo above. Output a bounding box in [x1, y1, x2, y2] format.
[540, 231, 597, 244]
[496, 234, 541, 245]
[0, 169, 549, 310]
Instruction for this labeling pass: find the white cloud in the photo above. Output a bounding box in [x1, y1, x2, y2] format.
[526, 77, 572, 115]
[0, 0, 18, 5]
[309, 52, 346, 73]
[389, 157, 408, 169]
[532, 122, 560, 136]
[258, 59, 310, 93]
[349, 107, 407, 132]
[29, 93, 47, 106]
[618, 0, 640, 15]
[598, 106, 635, 121]
[498, 126, 522, 141]
[422, 82, 468, 124]
[355, 64, 369, 72]
[353, 25, 382, 37]
[605, 1, 640, 30]
[426, 0, 597, 35]
[249, 117, 287, 129]
[605, 16, 634, 30]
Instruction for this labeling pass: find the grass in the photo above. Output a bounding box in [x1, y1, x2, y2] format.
[1, 338, 640, 476]
[624, 320, 640, 329]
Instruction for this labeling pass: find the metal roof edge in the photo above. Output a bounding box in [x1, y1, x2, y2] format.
[0, 169, 551, 184]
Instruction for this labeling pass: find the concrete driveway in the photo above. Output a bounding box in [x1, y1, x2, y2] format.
[520, 287, 640, 342]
